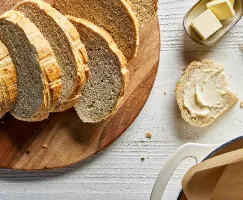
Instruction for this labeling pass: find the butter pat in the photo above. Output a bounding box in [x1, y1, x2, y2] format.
[212, 0, 235, 6]
[191, 9, 222, 40]
[207, 0, 235, 20]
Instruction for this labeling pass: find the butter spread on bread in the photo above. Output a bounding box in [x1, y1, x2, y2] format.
[184, 66, 230, 118]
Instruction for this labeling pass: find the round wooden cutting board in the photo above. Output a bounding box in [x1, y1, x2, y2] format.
[0, 0, 160, 170]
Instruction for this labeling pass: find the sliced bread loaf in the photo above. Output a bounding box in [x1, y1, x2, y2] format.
[14, 0, 89, 112]
[176, 60, 238, 127]
[0, 10, 62, 121]
[68, 16, 129, 123]
[0, 40, 17, 118]
[128, 0, 158, 26]
[54, 0, 139, 61]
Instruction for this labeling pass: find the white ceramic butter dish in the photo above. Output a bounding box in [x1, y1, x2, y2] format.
[184, 0, 243, 46]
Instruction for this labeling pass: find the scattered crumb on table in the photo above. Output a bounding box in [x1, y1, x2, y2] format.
[164, 92, 167, 95]
[42, 144, 48, 149]
[141, 157, 145, 161]
[146, 132, 152, 139]
[240, 102, 243, 108]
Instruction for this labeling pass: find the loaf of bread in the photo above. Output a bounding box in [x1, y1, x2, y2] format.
[14, 0, 89, 112]
[68, 16, 129, 123]
[0, 0, 141, 123]
[54, 0, 139, 61]
[176, 60, 238, 127]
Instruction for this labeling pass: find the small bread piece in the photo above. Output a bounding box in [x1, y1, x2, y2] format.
[0, 40, 17, 118]
[68, 16, 129, 123]
[0, 10, 62, 121]
[15, 0, 89, 112]
[54, 0, 139, 61]
[176, 60, 238, 127]
[128, 0, 158, 26]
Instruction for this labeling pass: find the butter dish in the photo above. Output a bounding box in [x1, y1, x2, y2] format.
[184, 0, 243, 46]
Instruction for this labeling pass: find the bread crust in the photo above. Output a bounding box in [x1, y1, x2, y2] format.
[68, 16, 129, 123]
[176, 60, 238, 127]
[0, 10, 62, 121]
[15, 0, 89, 113]
[119, 0, 139, 58]
[0, 40, 17, 118]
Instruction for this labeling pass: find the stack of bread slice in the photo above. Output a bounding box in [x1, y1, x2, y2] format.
[0, 0, 144, 123]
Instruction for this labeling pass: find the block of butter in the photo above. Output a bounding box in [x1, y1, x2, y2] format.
[212, 0, 235, 6]
[207, 0, 235, 20]
[191, 9, 222, 40]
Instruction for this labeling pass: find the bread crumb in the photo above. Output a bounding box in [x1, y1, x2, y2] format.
[42, 144, 48, 149]
[241, 102, 243, 108]
[141, 157, 145, 161]
[146, 132, 152, 139]
[164, 92, 167, 95]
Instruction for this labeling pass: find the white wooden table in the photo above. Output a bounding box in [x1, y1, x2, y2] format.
[1, 0, 243, 199]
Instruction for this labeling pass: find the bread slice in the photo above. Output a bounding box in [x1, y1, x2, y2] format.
[0, 40, 17, 118]
[176, 60, 238, 127]
[54, 0, 139, 61]
[14, 0, 89, 112]
[68, 16, 129, 123]
[128, 0, 158, 26]
[0, 10, 62, 121]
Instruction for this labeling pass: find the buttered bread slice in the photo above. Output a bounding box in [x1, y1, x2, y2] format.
[176, 60, 238, 127]
[54, 0, 139, 61]
[68, 16, 129, 123]
[14, 0, 89, 112]
[0, 10, 62, 121]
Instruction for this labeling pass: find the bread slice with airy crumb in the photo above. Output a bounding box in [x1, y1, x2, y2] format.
[128, 0, 158, 26]
[14, 0, 89, 112]
[54, 0, 139, 61]
[0, 10, 62, 121]
[176, 60, 238, 127]
[68, 16, 129, 123]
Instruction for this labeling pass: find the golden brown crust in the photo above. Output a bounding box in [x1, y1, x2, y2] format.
[1, 10, 63, 121]
[0, 40, 17, 118]
[16, 0, 89, 112]
[120, 0, 139, 58]
[68, 16, 129, 122]
[176, 60, 238, 127]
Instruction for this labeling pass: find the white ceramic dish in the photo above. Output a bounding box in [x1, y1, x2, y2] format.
[184, 0, 243, 46]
